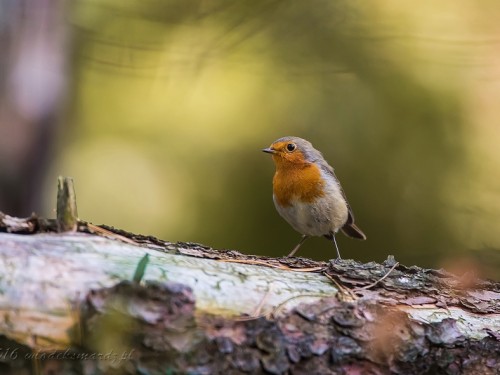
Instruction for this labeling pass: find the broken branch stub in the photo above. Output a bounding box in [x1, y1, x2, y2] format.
[56, 176, 78, 232]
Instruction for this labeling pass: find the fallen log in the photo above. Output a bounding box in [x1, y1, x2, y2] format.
[0, 177, 498, 374]
[0, 212, 498, 374]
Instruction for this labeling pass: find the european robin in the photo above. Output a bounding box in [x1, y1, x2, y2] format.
[263, 136, 366, 259]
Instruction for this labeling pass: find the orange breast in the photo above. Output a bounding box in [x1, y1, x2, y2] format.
[272, 161, 325, 207]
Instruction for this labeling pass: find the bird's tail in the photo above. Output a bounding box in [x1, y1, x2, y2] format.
[341, 222, 366, 240]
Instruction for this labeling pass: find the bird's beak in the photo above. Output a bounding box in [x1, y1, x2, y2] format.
[262, 147, 275, 154]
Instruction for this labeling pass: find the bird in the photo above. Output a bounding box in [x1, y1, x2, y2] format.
[262, 136, 366, 259]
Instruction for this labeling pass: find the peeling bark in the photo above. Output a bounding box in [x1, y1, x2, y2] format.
[0, 213, 498, 374]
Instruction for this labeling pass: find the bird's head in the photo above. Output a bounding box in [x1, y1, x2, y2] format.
[263, 136, 321, 167]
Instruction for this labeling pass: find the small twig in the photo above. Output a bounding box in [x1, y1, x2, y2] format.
[87, 223, 139, 245]
[234, 292, 331, 321]
[271, 293, 330, 317]
[323, 272, 357, 301]
[354, 262, 399, 291]
[233, 313, 268, 322]
[219, 258, 324, 273]
[253, 284, 273, 317]
[234, 285, 274, 321]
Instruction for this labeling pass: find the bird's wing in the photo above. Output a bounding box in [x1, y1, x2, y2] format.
[318, 162, 355, 225]
[317, 159, 366, 239]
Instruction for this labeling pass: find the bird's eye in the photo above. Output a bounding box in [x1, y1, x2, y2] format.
[286, 143, 296, 152]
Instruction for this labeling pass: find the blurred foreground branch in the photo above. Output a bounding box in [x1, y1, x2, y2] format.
[0, 212, 498, 374]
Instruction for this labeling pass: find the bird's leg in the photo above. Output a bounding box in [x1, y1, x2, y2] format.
[332, 233, 342, 260]
[287, 235, 309, 257]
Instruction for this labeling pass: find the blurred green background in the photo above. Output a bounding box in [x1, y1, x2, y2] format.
[1, 0, 499, 278]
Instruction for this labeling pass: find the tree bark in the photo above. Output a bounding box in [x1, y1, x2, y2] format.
[0, 0, 68, 216]
[0, 213, 498, 375]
